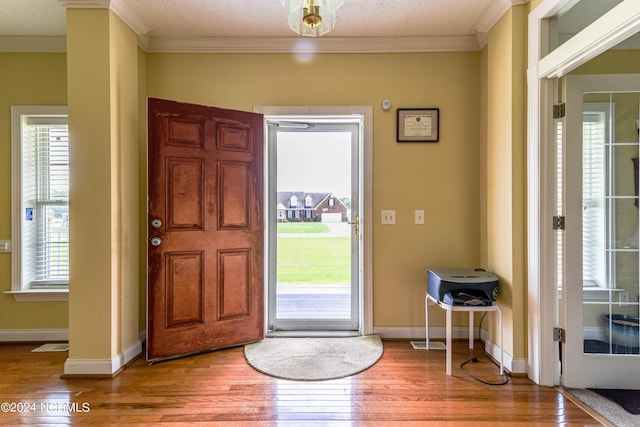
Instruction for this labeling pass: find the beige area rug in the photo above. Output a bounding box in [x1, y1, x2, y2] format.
[244, 335, 383, 381]
[566, 388, 640, 427]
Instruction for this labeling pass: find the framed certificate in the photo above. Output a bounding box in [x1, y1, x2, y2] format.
[397, 108, 439, 142]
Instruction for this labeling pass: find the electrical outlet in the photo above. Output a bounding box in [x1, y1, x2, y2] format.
[0, 240, 11, 252]
[415, 210, 424, 224]
[381, 210, 396, 225]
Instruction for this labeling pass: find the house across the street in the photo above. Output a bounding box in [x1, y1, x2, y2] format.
[276, 191, 348, 223]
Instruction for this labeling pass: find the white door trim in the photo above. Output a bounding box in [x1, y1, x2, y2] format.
[254, 105, 373, 336]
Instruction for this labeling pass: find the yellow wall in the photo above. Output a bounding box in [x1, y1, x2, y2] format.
[67, 9, 112, 358]
[0, 53, 69, 329]
[66, 8, 139, 360]
[573, 50, 640, 74]
[484, 5, 528, 359]
[529, 0, 543, 11]
[137, 47, 147, 335]
[146, 52, 482, 328]
[0, 51, 486, 336]
[2, 9, 534, 352]
[109, 10, 141, 359]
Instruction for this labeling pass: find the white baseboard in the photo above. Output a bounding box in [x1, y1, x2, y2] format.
[375, 326, 526, 374]
[479, 328, 526, 374]
[64, 339, 142, 376]
[0, 329, 68, 342]
[0, 329, 144, 375]
[119, 339, 143, 369]
[63, 358, 117, 375]
[373, 326, 476, 340]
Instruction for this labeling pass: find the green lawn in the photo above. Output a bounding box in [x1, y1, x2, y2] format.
[277, 222, 330, 234]
[277, 223, 350, 283]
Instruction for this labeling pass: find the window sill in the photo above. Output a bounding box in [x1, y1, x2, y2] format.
[4, 289, 69, 302]
[583, 287, 624, 300]
[557, 288, 624, 300]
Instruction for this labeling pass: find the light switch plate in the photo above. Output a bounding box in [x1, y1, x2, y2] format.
[0, 240, 11, 252]
[381, 210, 396, 224]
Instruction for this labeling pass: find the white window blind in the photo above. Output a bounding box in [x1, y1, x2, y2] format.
[19, 113, 69, 288]
[556, 118, 563, 291]
[582, 108, 608, 288]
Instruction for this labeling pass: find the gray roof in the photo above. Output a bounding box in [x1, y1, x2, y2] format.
[276, 192, 332, 209]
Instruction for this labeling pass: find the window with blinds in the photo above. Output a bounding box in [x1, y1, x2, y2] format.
[12, 107, 69, 290]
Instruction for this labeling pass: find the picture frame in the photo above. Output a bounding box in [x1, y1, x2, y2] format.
[397, 108, 439, 142]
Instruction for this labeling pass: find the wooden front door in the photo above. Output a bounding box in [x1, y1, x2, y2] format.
[147, 98, 264, 361]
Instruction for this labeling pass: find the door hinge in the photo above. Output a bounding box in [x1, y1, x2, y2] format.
[553, 103, 566, 119]
[553, 327, 566, 343]
[552, 215, 565, 230]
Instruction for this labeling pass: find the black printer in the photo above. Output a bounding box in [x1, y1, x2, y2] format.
[427, 268, 498, 306]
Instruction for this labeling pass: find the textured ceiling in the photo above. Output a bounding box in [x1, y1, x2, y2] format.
[0, 0, 520, 52]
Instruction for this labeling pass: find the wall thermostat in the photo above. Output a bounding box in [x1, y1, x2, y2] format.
[382, 100, 391, 111]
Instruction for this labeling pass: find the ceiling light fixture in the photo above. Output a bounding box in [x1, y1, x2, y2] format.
[279, 0, 344, 37]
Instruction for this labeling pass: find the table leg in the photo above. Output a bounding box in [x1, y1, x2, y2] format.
[498, 307, 504, 375]
[469, 311, 474, 349]
[425, 293, 430, 351]
[446, 307, 452, 375]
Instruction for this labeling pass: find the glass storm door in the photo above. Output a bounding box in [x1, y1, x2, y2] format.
[562, 74, 640, 388]
[266, 120, 361, 332]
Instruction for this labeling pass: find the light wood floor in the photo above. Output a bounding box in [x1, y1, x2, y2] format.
[1, 339, 601, 426]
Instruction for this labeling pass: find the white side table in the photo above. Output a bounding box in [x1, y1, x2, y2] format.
[425, 293, 503, 376]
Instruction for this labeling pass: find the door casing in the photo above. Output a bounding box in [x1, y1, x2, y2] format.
[254, 106, 374, 336]
[266, 120, 361, 332]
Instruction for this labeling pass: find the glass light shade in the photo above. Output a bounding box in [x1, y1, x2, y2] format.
[279, 0, 345, 37]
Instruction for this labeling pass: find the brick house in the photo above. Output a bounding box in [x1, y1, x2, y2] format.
[276, 191, 348, 222]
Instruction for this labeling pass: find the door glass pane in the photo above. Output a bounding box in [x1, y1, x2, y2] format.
[583, 91, 640, 355]
[556, 104, 564, 330]
[546, 0, 624, 54]
[275, 130, 353, 321]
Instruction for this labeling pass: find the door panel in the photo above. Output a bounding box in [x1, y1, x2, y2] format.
[147, 98, 264, 361]
[165, 251, 204, 327]
[217, 249, 251, 319]
[166, 158, 204, 230]
[218, 162, 251, 228]
[562, 75, 640, 388]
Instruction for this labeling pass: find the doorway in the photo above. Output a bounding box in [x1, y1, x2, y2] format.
[266, 118, 362, 333]
[527, 0, 640, 387]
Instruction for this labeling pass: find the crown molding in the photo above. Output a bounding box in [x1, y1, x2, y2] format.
[0, 34, 480, 54]
[145, 35, 480, 53]
[473, 0, 529, 49]
[58, 0, 110, 8]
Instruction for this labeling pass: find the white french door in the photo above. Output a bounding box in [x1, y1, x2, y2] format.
[528, 0, 640, 386]
[562, 73, 640, 388]
[266, 118, 362, 333]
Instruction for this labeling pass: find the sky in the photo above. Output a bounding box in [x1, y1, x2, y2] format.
[276, 131, 353, 199]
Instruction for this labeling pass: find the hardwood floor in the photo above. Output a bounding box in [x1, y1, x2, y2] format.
[0, 339, 601, 425]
